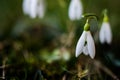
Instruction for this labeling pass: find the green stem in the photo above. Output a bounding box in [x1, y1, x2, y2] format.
[83, 15, 98, 31]
[103, 9, 109, 22]
[84, 19, 90, 31]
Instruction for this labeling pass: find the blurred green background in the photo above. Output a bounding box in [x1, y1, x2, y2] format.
[0, 0, 120, 80]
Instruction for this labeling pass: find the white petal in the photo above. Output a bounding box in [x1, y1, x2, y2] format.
[29, 0, 38, 18]
[75, 0, 83, 20]
[68, 0, 76, 20]
[68, 0, 83, 20]
[87, 31, 95, 59]
[37, 0, 46, 18]
[99, 22, 105, 44]
[75, 31, 87, 57]
[104, 22, 112, 44]
[23, 0, 31, 14]
[83, 45, 89, 55]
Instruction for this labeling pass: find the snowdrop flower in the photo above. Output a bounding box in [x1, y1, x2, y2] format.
[75, 22, 95, 59]
[99, 15, 112, 44]
[22, 0, 46, 18]
[68, 0, 83, 20]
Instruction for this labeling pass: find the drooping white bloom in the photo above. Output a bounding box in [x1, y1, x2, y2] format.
[99, 22, 112, 44]
[75, 31, 95, 59]
[68, 0, 83, 20]
[22, 0, 46, 18]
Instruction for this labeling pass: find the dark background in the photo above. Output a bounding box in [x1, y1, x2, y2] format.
[0, 0, 120, 80]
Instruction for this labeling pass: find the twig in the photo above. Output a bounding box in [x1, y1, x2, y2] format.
[94, 60, 119, 80]
[0, 58, 7, 79]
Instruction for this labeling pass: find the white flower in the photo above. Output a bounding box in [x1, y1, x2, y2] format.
[68, 0, 83, 20]
[99, 22, 112, 44]
[22, 0, 46, 18]
[75, 31, 95, 59]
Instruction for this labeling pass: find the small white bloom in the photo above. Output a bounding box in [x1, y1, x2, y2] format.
[68, 0, 83, 20]
[99, 22, 112, 44]
[22, 0, 46, 18]
[75, 31, 95, 59]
